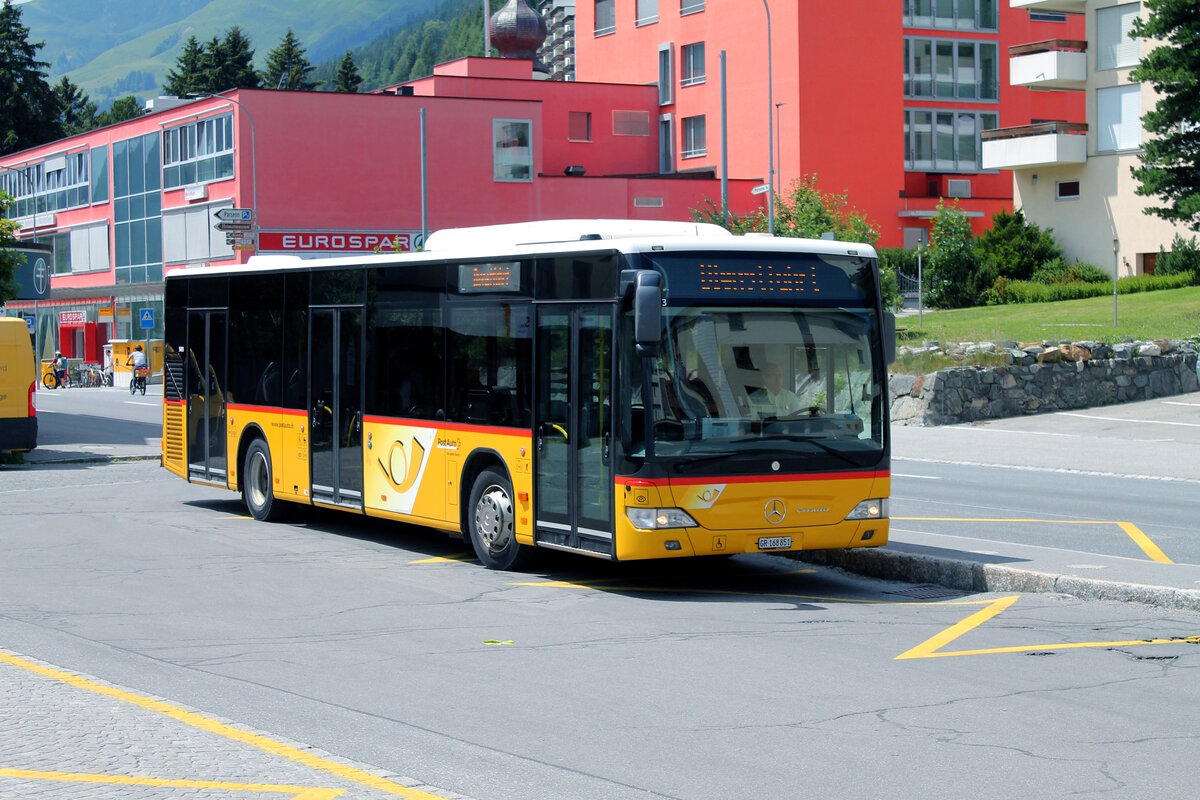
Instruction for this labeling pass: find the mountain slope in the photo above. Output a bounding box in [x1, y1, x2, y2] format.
[20, 0, 447, 106]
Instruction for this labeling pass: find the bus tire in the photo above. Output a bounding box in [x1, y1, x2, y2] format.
[467, 467, 530, 571]
[242, 438, 283, 522]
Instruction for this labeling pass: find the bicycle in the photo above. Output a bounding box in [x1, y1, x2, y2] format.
[130, 365, 149, 395]
[42, 368, 70, 390]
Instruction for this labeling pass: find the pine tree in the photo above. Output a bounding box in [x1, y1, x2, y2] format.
[333, 51, 362, 93]
[163, 35, 206, 97]
[0, 193, 21, 303]
[199, 27, 260, 94]
[263, 28, 316, 91]
[0, 0, 62, 154]
[1130, 0, 1200, 231]
[96, 96, 141, 127]
[53, 76, 98, 136]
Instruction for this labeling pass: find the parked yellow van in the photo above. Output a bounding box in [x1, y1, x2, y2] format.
[0, 317, 37, 452]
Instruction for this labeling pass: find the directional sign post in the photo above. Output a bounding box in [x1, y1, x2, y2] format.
[216, 221, 254, 232]
[214, 208, 254, 222]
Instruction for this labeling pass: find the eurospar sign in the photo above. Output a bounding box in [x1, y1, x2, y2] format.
[258, 230, 424, 254]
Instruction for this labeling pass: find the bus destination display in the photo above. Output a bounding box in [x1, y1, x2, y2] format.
[460, 261, 521, 293]
[698, 261, 822, 295]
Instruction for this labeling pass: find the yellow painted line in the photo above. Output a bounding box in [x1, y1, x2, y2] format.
[897, 596, 1200, 659]
[0, 651, 453, 800]
[0, 768, 343, 798]
[895, 516, 1173, 564]
[1116, 522, 1173, 564]
[896, 596, 1020, 660]
[408, 554, 477, 564]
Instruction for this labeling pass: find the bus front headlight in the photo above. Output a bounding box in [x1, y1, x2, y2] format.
[626, 507, 698, 530]
[845, 498, 888, 520]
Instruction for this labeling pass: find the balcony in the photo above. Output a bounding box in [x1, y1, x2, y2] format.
[1010, 40, 1087, 91]
[981, 121, 1088, 169]
[1009, 0, 1086, 13]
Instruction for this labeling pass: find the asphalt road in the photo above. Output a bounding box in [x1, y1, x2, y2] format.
[1, 389, 1199, 799]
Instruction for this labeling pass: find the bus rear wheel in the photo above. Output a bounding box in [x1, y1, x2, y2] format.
[242, 438, 284, 522]
[467, 467, 530, 570]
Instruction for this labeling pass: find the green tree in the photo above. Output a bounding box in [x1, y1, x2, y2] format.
[96, 96, 141, 127]
[693, 174, 880, 245]
[0, 192, 21, 303]
[263, 28, 316, 91]
[333, 51, 363, 93]
[0, 0, 61, 154]
[1130, 0, 1200, 231]
[52, 75, 98, 136]
[926, 201, 980, 309]
[974, 208, 1064, 285]
[201, 27, 261, 93]
[163, 35, 206, 97]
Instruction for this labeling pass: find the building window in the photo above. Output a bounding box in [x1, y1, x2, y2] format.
[681, 42, 706, 87]
[1029, 11, 1067, 22]
[595, 0, 616, 35]
[904, 0, 997, 31]
[1097, 3, 1140, 71]
[1056, 180, 1081, 200]
[568, 111, 592, 142]
[905, 37, 997, 100]
[658, 43, 674, 105]
[493, 119, 533, 182]
[904, 108, 997, 171]
[0, 150, 92, 222]
[163, 114, 234, 190]
[47, 222, 110, 275]
[90, 146, 108, 204]
[659, 114, 674, 173]
[113, 131, 163, 285]
[682, 115, 706, 158]
[1097, 84, 1141, 152]
[681, 0, 705, 14]
[614, 110, 651, 137]
[636, 0, 658, 25]
[163, 204, 235, 264]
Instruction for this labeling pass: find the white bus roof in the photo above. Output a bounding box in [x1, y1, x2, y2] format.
[423, 218, 732, 251]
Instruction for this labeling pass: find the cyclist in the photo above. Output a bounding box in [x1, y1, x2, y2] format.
[53, 350, 68, 387]
[127, 345, 147, 391]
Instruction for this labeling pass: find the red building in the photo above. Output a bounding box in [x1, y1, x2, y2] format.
[1, 56, 761, 365]
[574, 0, 1084, 246]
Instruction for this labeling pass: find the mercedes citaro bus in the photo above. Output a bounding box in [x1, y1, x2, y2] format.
[162, 219, 895, 569]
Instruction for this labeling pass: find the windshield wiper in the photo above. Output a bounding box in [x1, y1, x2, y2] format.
[726, 434, 865, 469]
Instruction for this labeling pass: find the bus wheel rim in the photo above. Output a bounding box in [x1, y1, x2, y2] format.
[248, 450, 269, 509]
[475, 485, 513, 552]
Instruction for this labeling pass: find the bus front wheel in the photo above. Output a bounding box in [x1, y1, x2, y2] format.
[467, 467, 530, 570]
[242, 438, 284, 522]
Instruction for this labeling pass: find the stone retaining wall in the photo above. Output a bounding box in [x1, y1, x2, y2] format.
[890, 339, 1200, 426]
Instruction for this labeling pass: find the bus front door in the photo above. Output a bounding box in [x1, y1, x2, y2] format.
[535, 306, 614, 557]
[187, 310, 227, 484]
[310, 307, 364, 509]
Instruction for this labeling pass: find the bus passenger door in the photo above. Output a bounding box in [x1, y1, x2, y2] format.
[535, 305, 614, 557]
[310, 307, 364, 509]
[186, 309, 227, 484]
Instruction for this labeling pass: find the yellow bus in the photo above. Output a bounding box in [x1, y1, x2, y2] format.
[162, 220, 895, 569]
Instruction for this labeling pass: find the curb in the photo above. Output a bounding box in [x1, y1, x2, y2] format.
[788, 547, 1200, 613]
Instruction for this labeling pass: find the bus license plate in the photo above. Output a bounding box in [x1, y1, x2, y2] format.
[757, 536, 792, 550]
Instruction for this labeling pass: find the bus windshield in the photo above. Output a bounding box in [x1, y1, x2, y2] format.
[622, 251, 887, 470]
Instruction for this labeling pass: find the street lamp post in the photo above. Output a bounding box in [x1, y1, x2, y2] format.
[762, 0, 774, 236]
[775, 101, 784, 200]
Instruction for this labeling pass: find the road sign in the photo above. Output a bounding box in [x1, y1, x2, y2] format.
[21, 315, 34, 334]
[231, 244, 257, 251]
[139, 308, 155, 330]
[214, 208, 254, 222]
[750, 183, 771, 196]
[216, 221, 254, 232]
[226, 234, 257, 246]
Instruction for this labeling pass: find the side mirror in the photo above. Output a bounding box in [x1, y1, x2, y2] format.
[634, 271, 662, 357]
[883, 312, 897, 365]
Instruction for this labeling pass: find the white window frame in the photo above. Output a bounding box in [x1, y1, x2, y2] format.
[636, 0, 658, 26]
[904, 0, 997, 31]
[681, 0, 705, 15]
[1096, 84, 1141, 152]
[493, 119, 534, 183]
[681, 42, 706, 87]
[594, 0, 616, 36]
[681, 115, 707, 159]
[1096, 3, 1140, 71]
[904, 37, 998, 101]
[1056, 180, 1081, 200]
[904, 108, 997, 172]
[658, 43, 674, 105]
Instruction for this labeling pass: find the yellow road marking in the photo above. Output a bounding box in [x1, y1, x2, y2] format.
[897, 596, 1200, 659]
[409, 553, 476, 564]
[895, 516, 1173, 564]
[0, 651, 453, 800]
[0, 768, 343, 798]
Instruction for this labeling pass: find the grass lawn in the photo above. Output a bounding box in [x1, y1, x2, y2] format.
[898, 285, 1200, 345]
